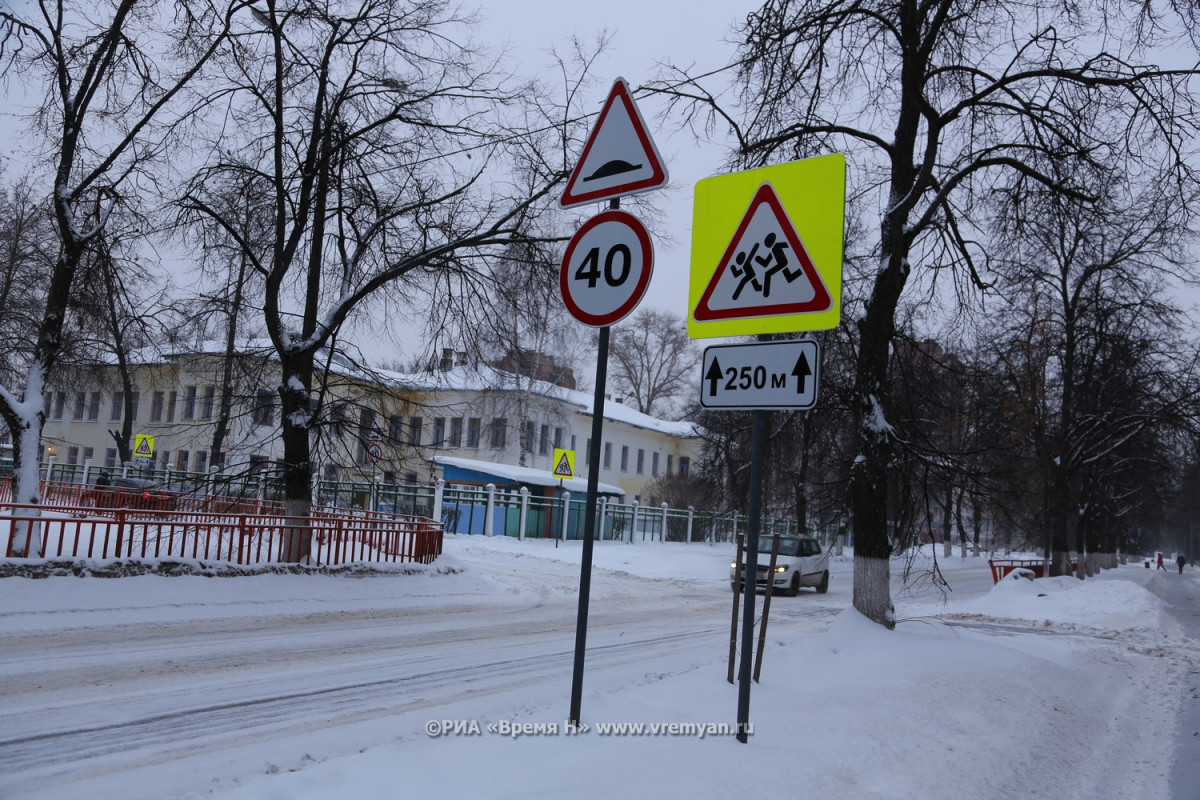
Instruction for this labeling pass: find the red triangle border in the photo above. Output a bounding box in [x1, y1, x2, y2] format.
[693, 183, 832, 322]
[561, 79, 668, 208]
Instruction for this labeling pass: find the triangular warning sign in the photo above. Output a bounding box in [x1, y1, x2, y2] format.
[133, 436, 153, 457]
[561, 78, 668, 208]
[553, 451, 574, 479]
[693, 183, 832, 322]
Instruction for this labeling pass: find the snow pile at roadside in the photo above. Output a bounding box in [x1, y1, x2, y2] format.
[908, 568, 1169, 632]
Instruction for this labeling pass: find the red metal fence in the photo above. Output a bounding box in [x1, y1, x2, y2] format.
[1, 479, 442, 567]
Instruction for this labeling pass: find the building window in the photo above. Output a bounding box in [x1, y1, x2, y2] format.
[329, 402, 347, 436]
[539, 424, 550, 456]
[554, 427, 564, 450]
[408, 417, 423, 445]
[679, 456, 690, 476]
[620, 445, 629, 472]
[433, 417, 446, 447]
[82, 446, 94, 464]
[196, 450, 208, 474]
[388, 414, 405, 444]
[67, 446, 79, 465]
[159, 450, 170, 471]
[252, 389, 274, 426]
[637, 449, 645, 475]
[250, 454, 271, 474]
[449, 417, 463, 448]
[586, 438, 592, 461]
[652, 452, 660, 477]
[176, 450, 190, 471]
[467, 417, 481, 448]
[52, 391, 65, 420]
[87, 391, 101, 421]
[200, 386, 216, 420]
[667, 455, 674, 475]
[110, 392, 124, 422]
[104, 448, 117, 468]
[72, 391, 85, 420]
[167, 391, 177, 422]
[359, 407, 376, 438]
[130, 391, 139, 422]
[183, 385, 197, 420]
[150, 391, 165, 423]
[604, 442, 612, 469]
[322, 463, 340, 482]
[521, 420, 535, 452]
[490, 418, 507, 449]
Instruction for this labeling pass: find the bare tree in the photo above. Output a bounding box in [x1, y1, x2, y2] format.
[986, 178, 1200, 575]
[179, 0, 584, 560]
[662, 0, 1199, 625]
[0, 1, 241, 556]
[607, 309, 698, 418]
[0, 177, 56, 392]
[72, 217, 165, 464]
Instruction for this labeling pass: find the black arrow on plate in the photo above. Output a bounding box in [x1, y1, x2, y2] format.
[792, 351, 812, 394]
[705, 357, 723, 396]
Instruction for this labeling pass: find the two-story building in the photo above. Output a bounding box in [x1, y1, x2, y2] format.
[34, 342, 702, 503]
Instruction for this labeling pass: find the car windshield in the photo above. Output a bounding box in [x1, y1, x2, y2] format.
[755, 537, 801, 557]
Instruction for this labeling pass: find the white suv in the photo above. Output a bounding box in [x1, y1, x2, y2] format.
[730, 535, 830, 596]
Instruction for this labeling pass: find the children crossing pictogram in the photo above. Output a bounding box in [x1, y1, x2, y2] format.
[693, 182, 832, 323]
[133, 434, 154, 458]
[552, 448, 576, 479]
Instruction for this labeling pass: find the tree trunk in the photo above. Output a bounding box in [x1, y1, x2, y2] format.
[942, 485, 953, 559]
[210, 252, 248, 469]
[278, 354, 315, 563]
[848, 248, 907, 628]
[6, 404, 45, 557]
[971, 493, 983, 556]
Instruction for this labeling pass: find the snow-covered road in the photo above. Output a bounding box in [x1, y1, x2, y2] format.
[0, 539, 836, 798]
[1, 537, 1193, 800]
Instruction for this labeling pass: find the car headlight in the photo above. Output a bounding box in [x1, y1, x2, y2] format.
[774, 566, 787, 573]
[730, 563, 738, 570]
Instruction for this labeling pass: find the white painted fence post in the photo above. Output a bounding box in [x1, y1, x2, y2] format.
[560, 491, 571, 542]
[660, 501, 669, 541]
[631, 499, 640, 543]
[687, 505, 695, 543]
[598, 496, 608, 541]
[518, 486, 530, 541]
[433, 478, 445, 526]
[484, 483, 496, 536]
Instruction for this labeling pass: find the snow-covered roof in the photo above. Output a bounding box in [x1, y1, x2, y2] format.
[113, 339, 700, 438]
[380, 364, 700, 438]
[433, 455, 624, 496]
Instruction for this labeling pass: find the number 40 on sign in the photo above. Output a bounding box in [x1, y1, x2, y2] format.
[560, 209, 654, 328]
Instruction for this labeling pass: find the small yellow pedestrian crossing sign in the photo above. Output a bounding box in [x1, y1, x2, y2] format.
[552, 448, 576, 479]
[133, 434, 155, 458]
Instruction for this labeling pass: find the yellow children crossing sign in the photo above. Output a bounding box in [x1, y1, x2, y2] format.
[552, 448, 576, 479]
[133, 434, 155, 458]
[689, 154, 845, 338]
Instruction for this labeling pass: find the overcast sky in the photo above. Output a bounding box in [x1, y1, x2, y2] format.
[480, 0, 760, 318]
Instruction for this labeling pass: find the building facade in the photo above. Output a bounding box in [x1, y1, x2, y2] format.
[33, 343, 702, 502]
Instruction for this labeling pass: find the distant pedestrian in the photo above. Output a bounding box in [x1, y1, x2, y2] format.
[1157, 552, 1166, 570]
[1178, 554, 1187, 575]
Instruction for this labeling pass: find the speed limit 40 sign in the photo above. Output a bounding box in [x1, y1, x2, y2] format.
[560, 209, 653, 327]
